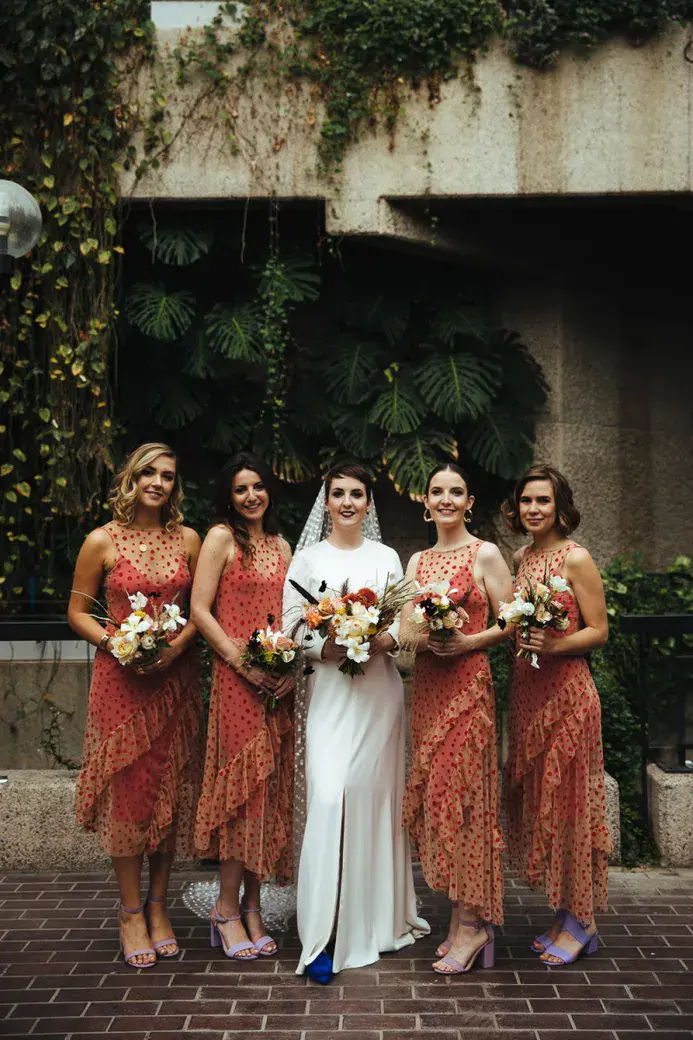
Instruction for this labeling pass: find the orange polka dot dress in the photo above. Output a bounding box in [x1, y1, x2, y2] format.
[75, 522, 202, 858]
[403, 542, 505, 925]
[194, 537, 293, 882]
[504, 543, 612, 921]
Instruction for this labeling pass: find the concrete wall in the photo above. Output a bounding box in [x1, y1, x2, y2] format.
[126, 25, 693, 222]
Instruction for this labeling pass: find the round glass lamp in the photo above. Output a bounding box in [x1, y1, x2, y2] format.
[0, 180, 43, 274]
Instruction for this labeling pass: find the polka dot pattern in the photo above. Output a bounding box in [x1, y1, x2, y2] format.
[194, 538, 293, 883]
[504, 542, 612, 920]
[75, 522, 202, 858]
[403, 541, 505, 925]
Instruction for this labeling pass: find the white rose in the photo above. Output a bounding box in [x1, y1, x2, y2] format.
[549, 575, 570, 594]
[412, 605, 427, 626]
[111, 635, 139, 665]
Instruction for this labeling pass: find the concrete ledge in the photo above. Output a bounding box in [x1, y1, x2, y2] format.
[648, 762, 693, 867]
[605, 772, 621, 865]
[0, 770, 109, 871]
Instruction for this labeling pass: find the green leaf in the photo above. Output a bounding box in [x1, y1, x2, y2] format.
[260, 425, 316, 483]
[15, 482, 31, 498]
[12, 448, 27, 462]
[201, 414, 254, 453]
[383, 429, 458, 499]
[38, 408, 50, 422]
[332, 408, 382, 457]
[415, 351, 501, 422]
[464, 407, 534, 480]
[369, 372, 426, 433]
[182, 330, 217, 379]
[0, 464, 13, 477]
[205, 302, 262, 361]
[125, 283, 196, 340]
[340, 285, 411, 346]
[152, 381, 210, 429]
[138, 222, 214, 266]
[433, 303, 488, 345]
[317, 339, 382, 404]
[258, 254, 321, 305]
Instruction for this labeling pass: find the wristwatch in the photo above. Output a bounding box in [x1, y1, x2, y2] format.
[99, 632, 111, 651]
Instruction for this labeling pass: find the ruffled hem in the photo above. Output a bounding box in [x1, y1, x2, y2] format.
[505, 674, 613, 864]
[76, 663, 198, 829]
[145, 694, 201, 855]
[403, 670, 505, 921]
[194, 705, 293, 879]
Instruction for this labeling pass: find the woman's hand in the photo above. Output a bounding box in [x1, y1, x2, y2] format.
[131, 646, 180, 676]
[429, 628, 476, 657]
[322, 639, 347, 664]
[368, 631, 396, 658]
[519, 627, 556, 656]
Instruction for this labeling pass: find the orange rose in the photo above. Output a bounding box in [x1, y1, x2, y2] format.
[306, 608, 323, 629]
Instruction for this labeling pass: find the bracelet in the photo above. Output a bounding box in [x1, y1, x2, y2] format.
[99, 632, 111, 651]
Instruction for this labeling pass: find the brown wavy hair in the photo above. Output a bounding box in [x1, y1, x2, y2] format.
[213, 452, 279, 566]
[108, 442, 184, 532]
[502, 464, 581, 536]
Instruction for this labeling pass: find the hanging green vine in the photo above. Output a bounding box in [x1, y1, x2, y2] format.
[0, 0, 152, 608]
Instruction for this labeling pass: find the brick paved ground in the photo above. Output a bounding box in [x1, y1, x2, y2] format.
[1, 865, 692, 1040]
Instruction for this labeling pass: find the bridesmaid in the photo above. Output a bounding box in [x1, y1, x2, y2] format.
[401, 462, 512, 975]
[69, 443, 202, 968]
[502, 464, 611, 965]
[192, 453, 294, 961]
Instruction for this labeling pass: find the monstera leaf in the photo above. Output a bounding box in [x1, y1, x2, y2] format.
[317, 339, 383, 404]
[258, 253, 321, 305]
[200, 414, 254, 453]
[492, 330, 549, 408]
[382, 429, 458, 500]
[332, 408, 383, 458]
[464, 406, 534, 480]
[339, 283, 411, 346]
[183, 330, 217, 379]
[415, 351, 501, 422]
[205, 302, 263, 362]
[138, 222, 214, 266]
[125, 283, 195, 341]
[432, 303, 488, 345]
[262, 425, 316, 483]
[153, 380, 210, 429]
[369, 369, 427, 434]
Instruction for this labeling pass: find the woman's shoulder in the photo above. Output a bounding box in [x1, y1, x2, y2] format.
[365, 538, 400, 561]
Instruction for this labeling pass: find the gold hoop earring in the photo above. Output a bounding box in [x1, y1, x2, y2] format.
[464, 510, 473, 523]
[423, 507, 433, 523]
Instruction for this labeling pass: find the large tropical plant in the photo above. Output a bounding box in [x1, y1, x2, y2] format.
[120, 213, 547, 522]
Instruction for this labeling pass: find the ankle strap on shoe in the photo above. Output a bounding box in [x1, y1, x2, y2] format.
[120, 902, 144, 915]
[212, 904, 240, 924]
[147, 895, 166, 904]
[458, 917, 483, 930]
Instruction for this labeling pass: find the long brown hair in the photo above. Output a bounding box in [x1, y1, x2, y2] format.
[213, 452, 279, 566]
[502, 464, 581, 536]
[108, 442, 183, 531]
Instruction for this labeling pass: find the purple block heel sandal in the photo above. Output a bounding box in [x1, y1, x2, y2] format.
[119, 902, 156, 969]
[210, 904, 258, 960]
[433, 919, 495, 975]
[542, 913, 599, 967]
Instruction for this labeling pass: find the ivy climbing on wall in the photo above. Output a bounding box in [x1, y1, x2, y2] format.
[0, 0, 152, 606]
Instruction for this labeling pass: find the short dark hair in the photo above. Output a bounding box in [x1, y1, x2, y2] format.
[425, 462, 472, 497]
[213, 452, 280, 563]
[502, 464, 581, 536]
[324, 463, 373, 503]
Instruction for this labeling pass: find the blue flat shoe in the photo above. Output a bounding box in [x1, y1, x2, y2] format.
[305, 950, 334, 984]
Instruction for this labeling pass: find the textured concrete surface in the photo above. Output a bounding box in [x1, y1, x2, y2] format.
[0, 658, 90, 769]
[1, 866, 692, 1038]
[649, 763, 693, 868]
[605, 772, 621, 866]
[0, 763, 621, 871]
[125, 27, 693, 207]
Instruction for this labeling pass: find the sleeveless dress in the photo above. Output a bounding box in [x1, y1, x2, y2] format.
[75, 522, 202, 857]
[504, 542, 612, 920]
[194, 536, 293, 882]
[403, 541, 505, 925]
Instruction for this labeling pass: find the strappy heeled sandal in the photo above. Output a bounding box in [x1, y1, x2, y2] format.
[119, 902, 156, 969]
[241, 903, 277, 956]
[433, 918, 495, 975]
[532, 908, 566, 953]
[436, 902, 458, 959]
[210, 904, 258, 960]
[541, 913, 599, 967]
[145, 895, 179, 958]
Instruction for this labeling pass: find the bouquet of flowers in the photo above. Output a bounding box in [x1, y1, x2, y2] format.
[497, 573, 571, 668]
[242, 614, 300, 711]
[109, 591, 187, 667]
[411, 579, 470, 643]
[289, 576, 416, 677]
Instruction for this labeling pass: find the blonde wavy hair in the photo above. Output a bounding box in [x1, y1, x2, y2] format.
[108, 442, 184, 531]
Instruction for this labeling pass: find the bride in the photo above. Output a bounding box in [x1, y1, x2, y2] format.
[283, 463, 429, 980]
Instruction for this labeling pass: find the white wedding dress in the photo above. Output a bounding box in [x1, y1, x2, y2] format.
[283, 537, 429, 974]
